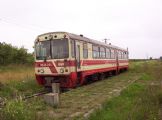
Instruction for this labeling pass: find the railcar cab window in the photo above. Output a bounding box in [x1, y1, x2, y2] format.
[106, 48, 111, 59]
[51, 39, 69, 59]
[35, 38, 69, 60]
[100, 47, 106, 58]
[92, 45, 99, 58]
[83, 43, 88, 59]
[35, 40, 51, 60]
[71, 40, 75, 58]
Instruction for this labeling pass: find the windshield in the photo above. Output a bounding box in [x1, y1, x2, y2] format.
[35, 38, 69, 60]
[51, 39, 69, 59]
[35, 41, 51, 60]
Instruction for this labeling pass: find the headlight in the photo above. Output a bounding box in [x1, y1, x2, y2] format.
[38, 69, 44, 73]
[60, 68, 64, 73]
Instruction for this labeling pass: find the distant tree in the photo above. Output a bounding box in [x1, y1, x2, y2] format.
[149, 57, 153, 60]
[0, 42, 34, 65]
[160, 56, 162, 60]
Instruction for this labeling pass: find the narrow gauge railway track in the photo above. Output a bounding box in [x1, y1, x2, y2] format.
[23, 72, 120, 100]
[22, 90, 50, 100]
[22, 87, 68, 100]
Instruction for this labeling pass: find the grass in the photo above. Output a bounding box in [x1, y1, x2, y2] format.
[0, 65, 45, 120]
[0, 97, 47, 120]
[0, 64, 34, 84]
[1, 61, 162, 120]
[89, 83, 161, 120]
[89, 60, 162, 120]
[0, 64, 42, 98]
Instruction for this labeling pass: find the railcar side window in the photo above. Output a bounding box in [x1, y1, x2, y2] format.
[71, 40, 75, 58]
[118, 51, 122, 59]
[124, 52, 128, 59]
[123, 52, 127, 59]
[83, 43, 88, 58]
[118, 51, 120, 59]
[111, 49, 115, 59]
[121, 52, 123, 59]
[126, 52, 128, 59]
[120, 51, 122, 59]
[122, 52, 125, 59]
[120, 52, 123, 59]
[106, 48, 111, 59]
[92, 45, 99, 58]
[100, 47, 106, 58]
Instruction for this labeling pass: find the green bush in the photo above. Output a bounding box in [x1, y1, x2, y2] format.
[0, 42, 34, 65]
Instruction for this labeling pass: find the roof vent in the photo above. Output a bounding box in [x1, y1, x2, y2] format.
[80, 34, 83, 37]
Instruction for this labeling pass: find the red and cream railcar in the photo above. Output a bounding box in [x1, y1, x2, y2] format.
[34, 32, 129, 88]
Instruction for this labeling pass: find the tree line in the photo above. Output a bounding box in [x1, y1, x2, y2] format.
[0, 42, 34, 65]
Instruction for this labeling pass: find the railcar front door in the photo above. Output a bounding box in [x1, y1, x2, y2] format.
[76, 42, 81, 71]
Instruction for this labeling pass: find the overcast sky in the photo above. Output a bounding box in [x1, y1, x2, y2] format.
[0, 0, 162, 59]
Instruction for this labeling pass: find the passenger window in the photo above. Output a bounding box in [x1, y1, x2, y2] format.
[111, 49, 115, 59]
[100, 47, 106, 58]
[123, 52, 127, 59]
[124, 52, 128, 59]
[119, 51, 122, 59]
[121, 52, 123, 59]
[92, 45, 99, 58]
[118, 51, 121, 59]
[106, 48, 111, 59]
[83, 43, 88, 59]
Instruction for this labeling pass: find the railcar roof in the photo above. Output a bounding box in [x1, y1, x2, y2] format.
[37, 31, 127, 51]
